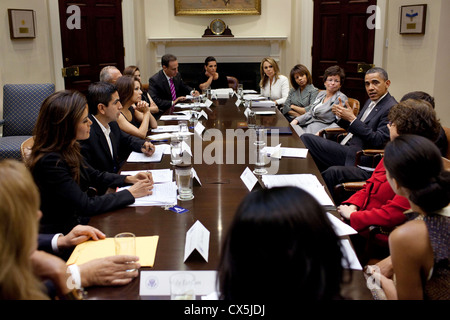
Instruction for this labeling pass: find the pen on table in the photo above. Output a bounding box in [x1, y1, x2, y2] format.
[150, 139, 168, 143]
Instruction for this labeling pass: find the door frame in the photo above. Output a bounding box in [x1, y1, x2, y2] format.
[48, 0, 136, 91]
[300, 0, 386, 74]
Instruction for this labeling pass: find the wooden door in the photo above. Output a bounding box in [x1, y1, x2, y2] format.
[312, 0, 377, 105]
[58, 0, 124, 93]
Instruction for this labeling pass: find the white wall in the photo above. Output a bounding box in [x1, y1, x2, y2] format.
[384, 0, 449, 126]
[142, 0, 295, 80]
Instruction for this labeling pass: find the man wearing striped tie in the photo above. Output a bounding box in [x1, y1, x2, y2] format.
[148, 54, 199, 119]
[300, 67, 397, 172]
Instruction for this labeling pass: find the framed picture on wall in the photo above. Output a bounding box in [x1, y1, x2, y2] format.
[175, 0, 261, 15]
[8, 9, 36, 39]
[399, 4, 427, 35]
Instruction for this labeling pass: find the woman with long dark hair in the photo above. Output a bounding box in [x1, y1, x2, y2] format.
[29, 90, 154, 234]
[380, 134, 450, 299]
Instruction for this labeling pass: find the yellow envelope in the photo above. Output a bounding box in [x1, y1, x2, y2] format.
[66, 236, 159, 267]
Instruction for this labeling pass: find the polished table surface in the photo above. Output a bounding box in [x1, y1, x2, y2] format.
[86, 97, 372, 300]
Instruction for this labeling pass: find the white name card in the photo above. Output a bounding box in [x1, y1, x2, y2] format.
[240, 167, 258, 191]
[194, 121, 205, 136]
[184, 220, 210, 262]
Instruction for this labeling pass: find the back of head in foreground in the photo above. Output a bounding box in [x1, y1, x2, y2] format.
[0, 159, 48, 299]
[218, 186, 347, 301]
[384, 134, 450, 213]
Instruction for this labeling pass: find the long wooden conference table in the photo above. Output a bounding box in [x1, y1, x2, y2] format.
[86, 96, 372, 300]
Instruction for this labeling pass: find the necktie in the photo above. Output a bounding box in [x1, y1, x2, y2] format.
[341, 101, 376, 145]
[169, 78, 176, 113]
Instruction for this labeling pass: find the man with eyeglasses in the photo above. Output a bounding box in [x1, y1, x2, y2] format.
[300, 67, 397, 173]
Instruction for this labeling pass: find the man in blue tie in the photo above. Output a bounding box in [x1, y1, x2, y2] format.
[148, 54, 199, 119]
[301, 67, 397, 172]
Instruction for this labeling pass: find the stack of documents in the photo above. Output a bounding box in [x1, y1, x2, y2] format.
[243, 94, 264, 100]
[159, 114, 191, 121]
[261, 174, 334, 207]
[67, 236, 159, 267]
[251, 100, 276, 108]
[118, 181, 178, 207]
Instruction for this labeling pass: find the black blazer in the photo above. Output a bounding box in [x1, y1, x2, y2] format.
[148, 70, 193, 118]
[338, 92, 397, 150]
[80, 114, 145, 174]
[33, 152, 135, 234]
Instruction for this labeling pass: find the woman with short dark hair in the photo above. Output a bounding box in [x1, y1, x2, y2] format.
[282, 64, 319, 121]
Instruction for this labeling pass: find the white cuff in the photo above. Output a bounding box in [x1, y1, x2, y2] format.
[51, 233, 63, 254]
[67, 264, 82, 290]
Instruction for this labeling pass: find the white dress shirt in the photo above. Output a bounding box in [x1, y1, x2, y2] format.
[92, 115, 113, 158]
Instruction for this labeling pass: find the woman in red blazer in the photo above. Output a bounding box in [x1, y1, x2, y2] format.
[338, 98, 442, 245]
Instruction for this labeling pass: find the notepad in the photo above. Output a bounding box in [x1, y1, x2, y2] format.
[66, 236, 159, 267]
[127, 148, 164, 162]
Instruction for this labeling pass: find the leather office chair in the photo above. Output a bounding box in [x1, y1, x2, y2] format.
[0, 83, 55, 160]
[226, 76, 239, 91]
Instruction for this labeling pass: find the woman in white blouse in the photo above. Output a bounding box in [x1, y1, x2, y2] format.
[259, 57, 289, 108]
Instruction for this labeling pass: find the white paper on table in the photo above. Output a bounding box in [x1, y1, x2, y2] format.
[127, 147, 164, 163]
[118, 182, 178, 207]
[139, 270, 218, 298]
[253, 110, 276, 115]
[160, 115, 191, 121]
[240, 167, 258, 191]
[326, 212, 358, 236]
[243, 94, 264, 100]
[261, 174, 334, 207]
[243, 89, 258, 94]
[262, 146, 308, 159]
[121, 169, 173, 184]
[176, 103, 208, 108]
[340, 239, 363, 270]
[151, 125, 180, 133]
[251, 100, 276, 108]
[235, 98, 242, 106]
[184, 220, 210, 262]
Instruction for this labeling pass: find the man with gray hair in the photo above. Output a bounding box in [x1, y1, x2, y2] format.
[99, 66, 122, 83]
[301, 67, 397, 172]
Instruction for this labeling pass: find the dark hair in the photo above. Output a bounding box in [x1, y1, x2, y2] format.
[115, 75, 136, 106]
[400, 91, 435, 109]
[366, 67, 388, 81]
[204, 56, 217, 66]
[161, 54, 177, 68]
[323, 65, 345, 86]
[289, 64, 312, 90]
[30, 90, 87, 183]
[388, 99, 441, 143]
[87, 82, 117, 115]
[384, 135, 450, 213]
[218, 187, 346, 301]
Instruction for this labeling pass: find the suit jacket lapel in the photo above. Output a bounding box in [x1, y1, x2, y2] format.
[89, 115, 114, 160]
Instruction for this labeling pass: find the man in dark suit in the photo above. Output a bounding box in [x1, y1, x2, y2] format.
[148, 53, 199, 119]
[301, 67, 397, 172]
[80, 82, 155, 177]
